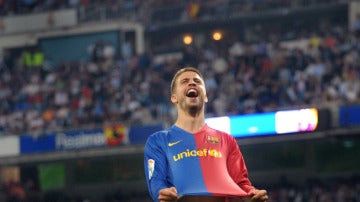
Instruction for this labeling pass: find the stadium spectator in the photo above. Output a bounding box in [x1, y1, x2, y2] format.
[0, 21, 358, 135]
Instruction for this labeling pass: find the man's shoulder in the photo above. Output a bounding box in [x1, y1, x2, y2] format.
[204, 125, 237, 143]
[149, 129, 170, 138]
[147, 126, 178, 140]
[205, 124, 232, 136]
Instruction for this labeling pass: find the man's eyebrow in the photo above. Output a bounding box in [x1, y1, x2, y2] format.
[180, 78, 190, 82]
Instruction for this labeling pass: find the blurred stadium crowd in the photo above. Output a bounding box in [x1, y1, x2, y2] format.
[0, 0, 342, 15]
[0, 0, 359, 201]
[1, 6, 360, 136]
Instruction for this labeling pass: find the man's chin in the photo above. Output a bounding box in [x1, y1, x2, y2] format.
[187, 104, 203, 114]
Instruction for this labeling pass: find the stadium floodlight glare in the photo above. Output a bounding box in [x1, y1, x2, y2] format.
[212, 31, 223, 41]
[183, 34, 193, 45]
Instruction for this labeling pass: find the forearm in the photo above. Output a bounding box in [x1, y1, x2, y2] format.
[149, 178, 168, 201]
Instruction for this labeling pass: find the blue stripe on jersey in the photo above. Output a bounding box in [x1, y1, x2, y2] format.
[166, 126, 209, 196]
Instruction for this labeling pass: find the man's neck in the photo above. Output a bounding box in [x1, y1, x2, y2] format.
[174, 111, 206, 134]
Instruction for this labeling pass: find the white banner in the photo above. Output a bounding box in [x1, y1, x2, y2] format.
[0, 136, 19, 157]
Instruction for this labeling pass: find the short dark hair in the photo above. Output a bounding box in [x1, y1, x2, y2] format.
[170, 67, 204, 94]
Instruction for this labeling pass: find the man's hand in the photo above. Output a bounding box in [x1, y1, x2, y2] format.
[248, 189, 268, 202]
[158, 187, 178, 202]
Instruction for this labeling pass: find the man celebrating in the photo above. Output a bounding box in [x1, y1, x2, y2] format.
[144, 67, 268, 202]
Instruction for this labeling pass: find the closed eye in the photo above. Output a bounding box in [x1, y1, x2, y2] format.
[180, 78, 189, 84]
[193, 78, 202, 84]
[180, 78, 202, 84]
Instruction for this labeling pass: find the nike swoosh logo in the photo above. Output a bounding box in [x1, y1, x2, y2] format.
[168, 140, 182, 147]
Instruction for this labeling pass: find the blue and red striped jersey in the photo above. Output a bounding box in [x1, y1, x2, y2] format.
[144, 124, 254, 201]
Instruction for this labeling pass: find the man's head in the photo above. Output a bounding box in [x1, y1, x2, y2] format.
[170, 67, 205, 95]
[170, 67, 208, 114]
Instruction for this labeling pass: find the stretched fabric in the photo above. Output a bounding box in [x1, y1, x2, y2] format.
[144, 124, 254, 201]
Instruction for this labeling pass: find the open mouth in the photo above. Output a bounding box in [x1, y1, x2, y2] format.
[186, 89, 198, 98]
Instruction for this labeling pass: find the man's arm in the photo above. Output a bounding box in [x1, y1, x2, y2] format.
[226, 136, 254, 193]
[144, 133, 174, 201]
[226, 137, 268, 201]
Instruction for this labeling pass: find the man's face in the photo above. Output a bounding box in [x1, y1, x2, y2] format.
[171, 71, 208, 113]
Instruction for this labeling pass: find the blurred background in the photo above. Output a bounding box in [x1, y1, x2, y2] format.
[0, 0, 359, 201]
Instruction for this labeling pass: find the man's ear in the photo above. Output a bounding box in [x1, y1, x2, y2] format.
[204, 94, 208, 103]
[171, 94, 178, 104]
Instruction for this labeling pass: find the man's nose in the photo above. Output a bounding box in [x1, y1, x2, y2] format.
[188, 80, 196, 86]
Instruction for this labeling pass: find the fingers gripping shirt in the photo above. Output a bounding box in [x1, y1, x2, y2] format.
[144, 124, 254, 201]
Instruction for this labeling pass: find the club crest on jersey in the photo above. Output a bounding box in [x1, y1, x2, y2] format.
[207, 135, 220, 144]
[148, 159, 155, 180]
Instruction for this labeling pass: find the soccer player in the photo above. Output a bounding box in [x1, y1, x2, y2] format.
[144, 67, 268, 202]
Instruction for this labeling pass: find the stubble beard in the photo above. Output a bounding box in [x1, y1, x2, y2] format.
[180, 97, 205, 116]
[188, 105, 203, 116]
